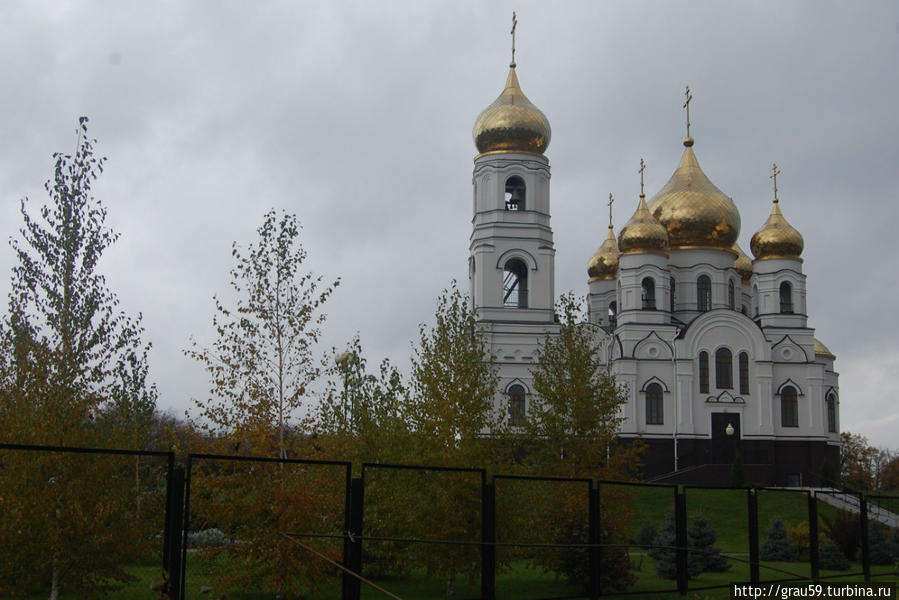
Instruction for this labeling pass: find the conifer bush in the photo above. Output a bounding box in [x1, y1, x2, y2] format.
[760, 518, 797, 561]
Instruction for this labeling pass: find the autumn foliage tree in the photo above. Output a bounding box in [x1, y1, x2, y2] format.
[523, 293, 641, 592]
[186, 209, 341, 597]
[0, 118, 157, 599]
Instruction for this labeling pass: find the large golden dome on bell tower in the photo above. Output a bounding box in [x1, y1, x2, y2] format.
[473, 63, 551, 155]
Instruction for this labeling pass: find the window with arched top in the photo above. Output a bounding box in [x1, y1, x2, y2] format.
[781, 385, 798, 427]
[508, 384, 526, 426]
[739, 352, 749, 395]
[642, 277, 656, 310]
[670, 277, 676, 313]
[504, 176, 526, 211]
[728, 280, 735, 310]
[753, 285, 759, 317]
[715, 348, 733, 389]
[608, 301, 617, 329]
[697, 275, 712, 311]
[780, 281, 793, 314]
[503, 259, 528, 308]
[645, 383, 663, 425]
[826, 394, 837, 433]
[699, 351, 710, 393]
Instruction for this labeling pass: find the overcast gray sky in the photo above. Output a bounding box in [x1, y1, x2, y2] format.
[2, 1, 898, 449]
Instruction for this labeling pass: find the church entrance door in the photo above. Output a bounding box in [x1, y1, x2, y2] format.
[710, 413, 741, 465]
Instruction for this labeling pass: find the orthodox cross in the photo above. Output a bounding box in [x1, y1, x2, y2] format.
[771, 163, 781, 203]
[510, 12, 518, 66]
[608, 192, 614, 227]
[683, 86, 693, 139]
[639, 158, 646, 196]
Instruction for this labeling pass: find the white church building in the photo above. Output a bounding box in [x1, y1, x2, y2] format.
[468, 55, 840, 486]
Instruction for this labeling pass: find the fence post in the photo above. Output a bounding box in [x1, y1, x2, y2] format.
[481, 482, 495, 600]
[344, 477, 364, 600]
[165, 466, 185, 600]
[747, 488, 759, 584]
[179, 456, 193, 600]
[859, 494, 870, 582]
[588, 485, 600, 600]
[807, 492, 819, 582]
[675, 490, 688, 596]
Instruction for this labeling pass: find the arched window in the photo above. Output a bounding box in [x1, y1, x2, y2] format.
[670, 277, 676, 313]
[826, 394, 837, 433]
[753, 285, 759, 317]
[645, 383, 663, 425]
[642, 277, 656, 310]
[699, 351, 710, 393]
[738, 352, 749, 395]
[715, 348, 733, 389]
[504, 176, 526, 211]
[508, 384, 526, 426]
[697, 275, 711, 311]
[608, 301, 617, 329]
[780, 281, 793, 314]
[781, 385, 798, 427]
[728, 280, 735, 310]
[503, 259, 528, 308]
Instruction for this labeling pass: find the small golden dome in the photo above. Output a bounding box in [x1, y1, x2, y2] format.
[814, 338, 836, 360]
[619, 194, 669, 255]
[733, 242, 753, 282]
[750, 199, 804, 260]
[473, 65, 551, 155]
[648, 141, 741, 250]
[588, 226, 620, 281]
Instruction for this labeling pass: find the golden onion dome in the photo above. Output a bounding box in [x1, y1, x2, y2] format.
[648, 139, 741, 250]
[618, 194, 669, 255]
[587, 225, 620, 281]
[733, 242, 753, 282]
[750, 198, 804, 260]
[814, 338, 836, 360]
[473, 64, 551, 155]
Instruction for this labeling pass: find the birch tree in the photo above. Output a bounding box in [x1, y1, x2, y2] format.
[1, 117, 156, 599]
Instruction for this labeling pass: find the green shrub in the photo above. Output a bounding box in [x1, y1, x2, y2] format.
[819, 541, 849, 570]
[820, 510, 859, 561]
[760, 518, 796, 561]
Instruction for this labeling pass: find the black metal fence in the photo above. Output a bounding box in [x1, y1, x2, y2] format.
[2, 443, 898, 600]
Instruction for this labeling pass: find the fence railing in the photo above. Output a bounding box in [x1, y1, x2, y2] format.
[2, 443, 898, 600]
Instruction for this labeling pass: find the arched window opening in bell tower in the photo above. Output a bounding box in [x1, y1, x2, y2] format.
[503, 259, 528, 308]
[508, 384, 526, 426]
[642, 277, 656, 310]
[780, 281, 793, 314]
[608, 301, 617, 329]
[505, 176, 526, 211]
[728, 279, 735, 310]
[697, 275, 711, 312]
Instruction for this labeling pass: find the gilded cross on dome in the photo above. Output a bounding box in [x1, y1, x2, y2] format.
[770, 163, 781, 203]
[607, 192, 614, 228]
[639, 158, 646, 196]
[683, 86, 694, 145]
[510, 12, 518, 67]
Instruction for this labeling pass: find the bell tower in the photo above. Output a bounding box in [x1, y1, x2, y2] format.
[469, 17, 558, 422]
[470, 16, 555, 323]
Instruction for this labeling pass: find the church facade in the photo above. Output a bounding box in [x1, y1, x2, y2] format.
[468, 57, 840, 486]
